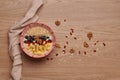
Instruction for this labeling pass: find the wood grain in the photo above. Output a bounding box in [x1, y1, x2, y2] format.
[0, 0, 120, 80]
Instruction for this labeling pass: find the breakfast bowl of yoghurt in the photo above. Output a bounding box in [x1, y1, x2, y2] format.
[20, 23, 56, 58]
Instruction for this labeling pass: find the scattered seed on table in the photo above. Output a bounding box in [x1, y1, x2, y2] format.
[94, 40, 99, 45]
[62, 50, 66, 54]
[84, 51, 87, 55]
[50, 58, 53, 60]
[70, 32, 72, 35]
[74, 37, 77, 40]
[78, 51, 81, 54]
[56, 54, 59, 56]
[66, 41, 68, 45]
[70, 28, 74, 33]
[46, 58, 49, 60]
[64, 45, 66, 48]
[94, 43, 97, 45]
[84, 42, 89, 48]
[93, 50, 96, 52]
[65, 35, 68, 38]
[64, 19, 66, 22]
[103, 43, 106, 46]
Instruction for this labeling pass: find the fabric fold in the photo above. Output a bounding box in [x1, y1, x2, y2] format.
[8, 0, 43, 80]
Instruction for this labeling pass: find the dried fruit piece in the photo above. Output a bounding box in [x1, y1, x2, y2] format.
[69, 48, 75, 53]
[47, 40, 52, 43]
[55, 43, 61, 48]
[84, 42, 89, 48]
[87, 32, 93, 40]
[55, 20, 61, 26]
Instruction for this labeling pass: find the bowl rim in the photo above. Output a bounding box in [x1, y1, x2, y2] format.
[20, 22, 56, 58]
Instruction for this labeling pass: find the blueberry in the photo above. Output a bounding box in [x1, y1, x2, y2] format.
[41, 36, 46, 38]
[27, 36, 34, 42]
[25, 35, 28, 39]
[30, 36, 34, 40]
[39, 36, 47, 40]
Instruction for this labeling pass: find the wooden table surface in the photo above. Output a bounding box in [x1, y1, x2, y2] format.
[0, 0, 120, 80]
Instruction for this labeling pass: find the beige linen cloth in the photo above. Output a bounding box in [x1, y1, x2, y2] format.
[8, 0, 44, 80]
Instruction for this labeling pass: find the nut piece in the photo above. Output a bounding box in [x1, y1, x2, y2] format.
[55, 20, 61, 26]
[87, 32, 93, 40]
[55, 43, 61, 48]
[69, 48, 75, 53]
[84, 42, 89, 48]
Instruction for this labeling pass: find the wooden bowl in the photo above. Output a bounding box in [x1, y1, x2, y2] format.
[20, 23, 56, 58]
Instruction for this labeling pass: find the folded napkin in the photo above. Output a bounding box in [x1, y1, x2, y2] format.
[8, 0, 44, 80]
